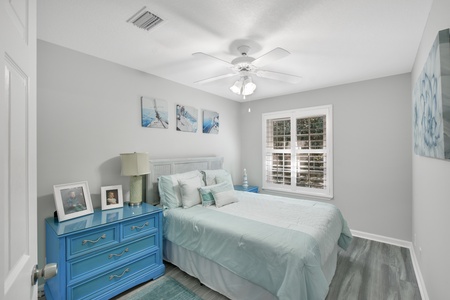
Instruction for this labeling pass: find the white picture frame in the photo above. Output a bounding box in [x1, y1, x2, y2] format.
[101, 185, 124, 210]
[53, 181, 94, 222]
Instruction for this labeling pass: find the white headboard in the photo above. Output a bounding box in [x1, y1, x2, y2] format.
[145, 156, 224, 205]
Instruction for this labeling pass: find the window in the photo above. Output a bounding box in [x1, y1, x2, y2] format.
[262, 105, 333, 199]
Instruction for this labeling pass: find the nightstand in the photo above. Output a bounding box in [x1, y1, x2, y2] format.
[44, 203, 164, 300]
[234, 185, 259, 193]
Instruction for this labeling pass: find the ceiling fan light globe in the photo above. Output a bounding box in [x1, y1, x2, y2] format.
[230, 77, 244, 94]
[230, 84, 241, 94]
[242, 82, 256, 95]
[230, 76, 255, 96]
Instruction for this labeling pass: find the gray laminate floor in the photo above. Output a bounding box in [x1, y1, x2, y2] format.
[107, 237, 423, 300]
[326, 237, 421, 300]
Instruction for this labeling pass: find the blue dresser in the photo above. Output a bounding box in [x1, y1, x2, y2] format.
[44, 203, 164, 300]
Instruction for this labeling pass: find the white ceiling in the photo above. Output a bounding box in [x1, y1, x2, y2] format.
[37, 0, 432, 102]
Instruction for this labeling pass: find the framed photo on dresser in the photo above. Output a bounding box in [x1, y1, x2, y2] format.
[101, 185, 123, 210]
[53, 181, 94, 222]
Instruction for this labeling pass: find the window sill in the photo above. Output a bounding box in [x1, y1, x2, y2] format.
[261, 187, 334, 201]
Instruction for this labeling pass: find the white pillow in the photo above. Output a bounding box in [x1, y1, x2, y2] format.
[201, 169, 230, 186]
[158, 170, 203, 209]
[210, 181, 238, 208]
[178, 176, 203, 208]
[215, 173, 234, 186]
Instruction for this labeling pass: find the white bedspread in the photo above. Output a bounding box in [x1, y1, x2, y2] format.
[207, 191, 348, 265]
[163, 192, 352, 300]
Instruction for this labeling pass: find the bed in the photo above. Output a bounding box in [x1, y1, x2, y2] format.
[146, 157, 352, 300]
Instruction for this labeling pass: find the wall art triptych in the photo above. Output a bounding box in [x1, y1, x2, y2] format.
[140, 97, 219, 134]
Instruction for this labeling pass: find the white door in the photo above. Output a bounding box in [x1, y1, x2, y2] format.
[0, 0, 37, 299]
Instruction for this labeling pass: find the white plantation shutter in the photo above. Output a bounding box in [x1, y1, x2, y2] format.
[262, 105, 333, 199]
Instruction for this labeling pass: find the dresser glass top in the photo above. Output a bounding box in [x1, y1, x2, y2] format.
[46, 203, 161, 236]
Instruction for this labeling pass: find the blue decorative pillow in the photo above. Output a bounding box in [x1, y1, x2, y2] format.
[199, 190, 215, 206]
[198, 182, 226, 206]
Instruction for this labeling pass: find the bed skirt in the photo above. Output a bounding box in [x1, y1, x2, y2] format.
[163, 239, 339, 300]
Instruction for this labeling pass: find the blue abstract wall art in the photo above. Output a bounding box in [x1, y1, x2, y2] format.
[413, 28, 450, 160]
[203, 110, 219, 134]
[176, 104, 198, 132]
[141, 97, 169, 129]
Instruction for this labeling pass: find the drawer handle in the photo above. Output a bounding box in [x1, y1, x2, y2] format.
[82, 234, 106, 245]
[131, 222, 149, 230]
[109, 268, 129, 280]
[108, 248, 129, 259]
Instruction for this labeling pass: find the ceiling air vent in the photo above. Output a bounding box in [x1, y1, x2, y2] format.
[127, 7, 164, 31]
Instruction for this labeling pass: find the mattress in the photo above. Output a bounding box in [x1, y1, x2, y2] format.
[163, 191, 352, 300]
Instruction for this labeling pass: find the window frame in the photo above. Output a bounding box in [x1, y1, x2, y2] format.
[262, 105, 333, 200]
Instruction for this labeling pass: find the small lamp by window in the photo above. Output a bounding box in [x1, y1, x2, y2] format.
[120, 152, 150, 206]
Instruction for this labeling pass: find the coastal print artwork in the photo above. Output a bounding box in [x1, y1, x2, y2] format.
[413, 28, 450, 160]
[141, 97, 169, 129]
[176, 104, 198, 132]
[203, 110, 219, 134]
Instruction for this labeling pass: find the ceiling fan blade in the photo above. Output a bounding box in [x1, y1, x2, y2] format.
[252, 47, 290, 68]
[255, 70, 302, 84]
[192, 52, 233, 67]
[194, 73, 236, 84]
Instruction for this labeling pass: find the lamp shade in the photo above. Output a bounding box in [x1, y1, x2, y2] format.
[120, 153, 150, 176]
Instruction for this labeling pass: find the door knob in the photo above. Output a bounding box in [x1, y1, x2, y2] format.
[31, 263, 58, 286]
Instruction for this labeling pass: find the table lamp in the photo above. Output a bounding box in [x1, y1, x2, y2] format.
[120, 152, 150, 206]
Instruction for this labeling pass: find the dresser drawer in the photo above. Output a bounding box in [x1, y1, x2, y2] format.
[67, 225, 119, 258]
[68, 234, 157, 282]
[121, 215, 157, 240]
[69, 252, 159, 300]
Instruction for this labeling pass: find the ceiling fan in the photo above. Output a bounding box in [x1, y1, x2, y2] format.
[193, 45, 301, 98]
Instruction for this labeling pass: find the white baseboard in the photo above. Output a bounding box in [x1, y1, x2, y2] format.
[350, 230, 429, 300]
[350, 230, 411, 248]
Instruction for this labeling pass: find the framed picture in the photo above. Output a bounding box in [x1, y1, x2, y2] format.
[176, 104, 198, 132]
[413, 28, 450, 160]
[203, 110, 219, 134]
[53, 181, 94, 222]
[141, 97, 169, 129]
[101, 185, 123, 210]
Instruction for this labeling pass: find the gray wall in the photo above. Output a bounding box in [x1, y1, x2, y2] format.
[240, 74, 412, 241]
[37, 40, 241, 271]
[411, 0, 450, 298]
[37, 40, 416, 291]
